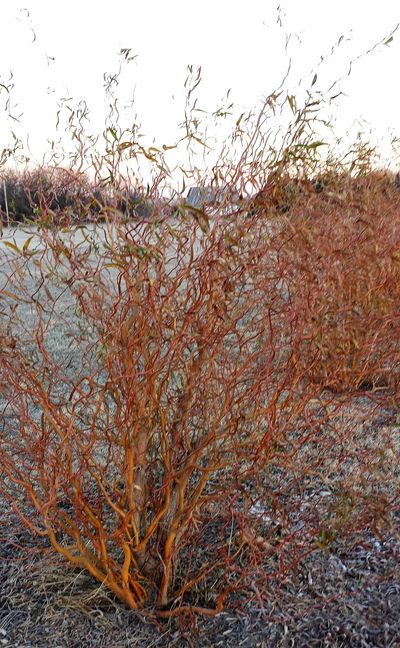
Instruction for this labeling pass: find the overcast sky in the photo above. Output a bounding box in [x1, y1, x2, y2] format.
[0, 0, 399, 176]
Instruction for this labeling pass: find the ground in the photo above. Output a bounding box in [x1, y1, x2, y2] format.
[0, 505, 399, 647]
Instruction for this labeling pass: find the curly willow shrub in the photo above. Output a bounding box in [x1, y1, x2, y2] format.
[0, 203, 317, 610]
[0, 68, 399, 617]
[1, 203, 397, 617]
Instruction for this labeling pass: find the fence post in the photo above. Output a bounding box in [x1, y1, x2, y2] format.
[3, 179, 10, 229]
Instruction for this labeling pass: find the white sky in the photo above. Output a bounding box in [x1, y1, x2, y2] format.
[0, 0, 399, 180]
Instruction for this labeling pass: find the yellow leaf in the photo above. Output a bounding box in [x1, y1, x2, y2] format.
[23, 236, 34, 253]
[1, 240, 20, 254]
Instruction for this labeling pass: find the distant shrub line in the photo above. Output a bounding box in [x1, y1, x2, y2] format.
[1, 166, 399, 226]
[0, 168, 155, 225]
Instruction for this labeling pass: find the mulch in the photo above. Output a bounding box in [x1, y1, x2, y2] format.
[0, 501, 399, 647]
